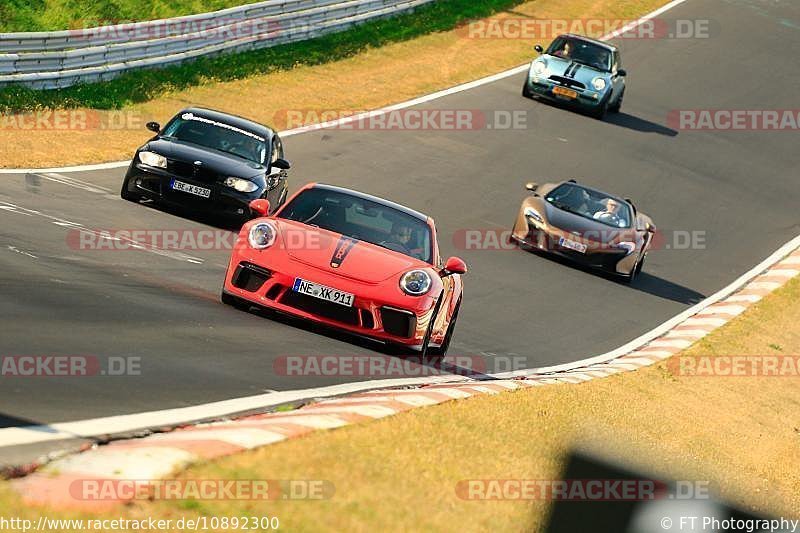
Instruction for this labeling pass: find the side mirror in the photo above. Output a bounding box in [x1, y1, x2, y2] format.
[146, 121, 161, 133]
[617, 69, 627, 77]
[647, 223, 656, 233]
[271, 158, 291, 171]
[442, 256, 467, 276]
[534, 44, 543, 54]
[525, 182, 539, 192]
[249, 198, 271, 217]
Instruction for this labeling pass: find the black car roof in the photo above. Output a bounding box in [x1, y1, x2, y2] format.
[312, 183, 429, 222]
[557, 33, 618, 52]
[177, 107, 274, 140]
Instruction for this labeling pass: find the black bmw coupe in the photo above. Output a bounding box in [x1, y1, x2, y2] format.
[121, 107, 291, 221]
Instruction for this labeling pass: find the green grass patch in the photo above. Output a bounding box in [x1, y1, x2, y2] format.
[0, 0, 265, 33]
[0, 0, 525, 113]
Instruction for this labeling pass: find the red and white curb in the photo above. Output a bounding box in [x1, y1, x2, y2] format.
[10, 248, 800, 510]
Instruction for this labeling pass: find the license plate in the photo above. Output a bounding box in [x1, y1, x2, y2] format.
[293, 278, 355, 307]
[559, 237, 587, 254]
[171, 179, 211, 198]
[553, 86, 578, 99]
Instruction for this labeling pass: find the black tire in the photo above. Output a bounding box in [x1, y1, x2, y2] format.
[120, 179, 142, 202]
[221, 290, 251, 311]
[420, 291, 445, 358]
[592, 98, 609, 120]
[522, 80, 533, 99]
[609, 87, 625, 113]
[428, 298, 461, 357]
[624, 254, 645, 284]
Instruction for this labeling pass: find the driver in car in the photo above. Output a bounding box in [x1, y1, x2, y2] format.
[389, 223, 424, 259]
[593, 198, 622, 225]
[553, 40, 573, 59]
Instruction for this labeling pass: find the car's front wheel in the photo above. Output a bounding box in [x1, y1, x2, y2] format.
[428, 297, 461, 358]
[610, 87, 625, 113]
[522, 79, 533, 99]
[120, 179, 142, 202]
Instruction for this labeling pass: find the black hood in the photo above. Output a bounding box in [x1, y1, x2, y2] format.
[146, 139, 266, 179]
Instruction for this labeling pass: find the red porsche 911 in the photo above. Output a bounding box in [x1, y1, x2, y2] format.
[221, 183, 467, 356]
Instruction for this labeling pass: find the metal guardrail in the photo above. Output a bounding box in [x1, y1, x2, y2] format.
[0, 0, 436, 89]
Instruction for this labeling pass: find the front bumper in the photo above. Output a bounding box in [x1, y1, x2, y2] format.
[524, 73, 608, 110]
[222, 255, 441, 349]
[512, 219, 637, 276]
[124, 162, 264, 218]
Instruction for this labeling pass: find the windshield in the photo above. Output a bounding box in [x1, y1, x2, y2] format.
[547, 37, 612, 71]
[278, 187, 433, 263]
[545, 183, 632, 228]
[161, 112, 267, 164]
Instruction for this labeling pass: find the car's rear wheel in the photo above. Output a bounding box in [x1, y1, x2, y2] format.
[428, 297, 461, 358]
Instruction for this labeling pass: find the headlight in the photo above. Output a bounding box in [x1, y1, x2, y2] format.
[138, 151, 167, 168]
[615, 241, 636, 254]
[591, 77, 607, 91]
[524, 207, 543, 224]
[248, 222, 276, 249]
[224, 177, 259, 193]
[400, 270, 432, 296]
[532, 59, 547, 76]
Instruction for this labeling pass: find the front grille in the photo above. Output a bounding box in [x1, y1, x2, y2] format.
[548, 76, 586, 90]
[231, 262, 272, 292]
[280, 290, 360, 326]
[360, 309, 375, 329]
[380, 307, 416, 338]
[168, 159, 219, 183]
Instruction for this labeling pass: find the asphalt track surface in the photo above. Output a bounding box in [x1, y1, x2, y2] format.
[1, 0, 799, 432]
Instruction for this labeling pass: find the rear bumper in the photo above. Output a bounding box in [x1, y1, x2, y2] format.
[123, 162, 267, 218]
[222, 257, 442, 349]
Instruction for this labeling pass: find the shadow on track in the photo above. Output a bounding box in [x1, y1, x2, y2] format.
[516, 247, 705, 305]
[0, 413, 48, 430]
[604, 112, 678, 136]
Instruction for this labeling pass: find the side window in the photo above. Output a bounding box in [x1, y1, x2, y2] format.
[613, 51, 621, 72]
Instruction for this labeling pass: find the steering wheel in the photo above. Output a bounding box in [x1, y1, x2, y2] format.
[378, 240, 412, 255]
[597, 212, 620, 225]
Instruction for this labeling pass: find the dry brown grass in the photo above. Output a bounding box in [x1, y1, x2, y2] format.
[0, 0, 666, 168]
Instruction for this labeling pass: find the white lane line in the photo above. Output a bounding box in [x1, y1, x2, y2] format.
[6, 245, 37, 259]
[0, 0, 693, 175]
[39, 172, 113, 194]
[0, 200, 204, 264]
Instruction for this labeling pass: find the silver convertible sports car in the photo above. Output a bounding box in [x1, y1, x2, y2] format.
[522, 34, 626, 119]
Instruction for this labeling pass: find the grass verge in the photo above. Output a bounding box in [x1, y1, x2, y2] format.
[0, 0, 666, 167]
[2, 275, 799, 530]
[0, 0, 265, 33]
